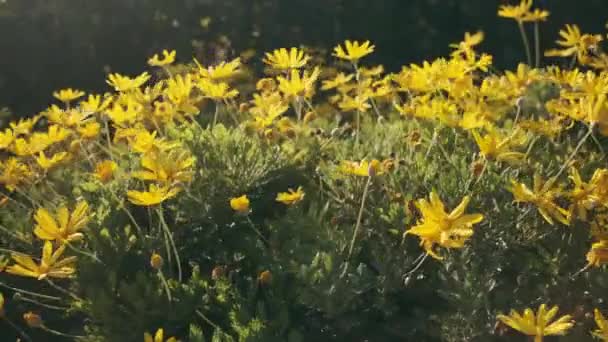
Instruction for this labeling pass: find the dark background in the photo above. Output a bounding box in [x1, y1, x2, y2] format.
[0, 0, 606, 117]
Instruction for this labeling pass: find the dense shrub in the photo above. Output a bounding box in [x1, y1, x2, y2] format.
[1, 1, 608, 341]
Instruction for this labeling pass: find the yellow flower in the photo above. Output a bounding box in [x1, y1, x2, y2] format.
[450, 31, 484, 56]
[545, 24, 603, 63]
[230, 195, 250, 213]
[165, 74, 198, 115]
[127, 184, 180, 206]
[195, 57, 241, 81]
[497, 0, 532, 22]
[263, 47, 310, 70]
[508, 174, 570, 225]
[567, 167, 605, 221]
[338, 94, 371, 113]
[0, 157, 32, 191]
[34, 201, 90, 243]
[107, 99, 142, 126]
[339, 159, 383, 177]
[148, 49, 176, 67]
[80, 94, 112, 113]
[321, 72, 354, 90]
[10, 116, 39, 136]
[333, 40, 375, 62]
[53, 88, 85, 103]
[130, 130, 178, 154]
[276, 67, 320, 98]
[6, 241, 77, 280]
[107, 72, 151, 92]
[47, 124, 71, 144]
[144, 328, 178, 342]
[133, 149, 195, 185]
[471, 129, 526, 164]
[276, 187, 305, 205]
[592, 308, 608, 340]
[94, 160, 118, 183]
[497, 304, 574, 342]
[0, 128, 15, 150]
[522, 8, 549, 22]
[587, 240, 608, 267]
[197, 79, 239, 100]
[35, 151, 68, 171]
[405, 192, 483, 260]
[77, 121, 101, 139]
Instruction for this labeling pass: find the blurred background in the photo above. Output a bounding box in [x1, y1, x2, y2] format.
[0, 0, 606, 117]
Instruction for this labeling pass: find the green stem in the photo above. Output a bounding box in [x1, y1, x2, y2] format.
[246, 216, 269, 246]
[551, 126, 594, 184]
[158, 206, 182, 282]
[517, 21, 533, 66]
[3, 317, 32, 342]
[341, 176, 372, 278]
[534, 22, 541, 68]
[45, 279, 83, 302]
[212, 101, 220, 127]
[0, 281, 61, 301]
[157, 270, 173, 302]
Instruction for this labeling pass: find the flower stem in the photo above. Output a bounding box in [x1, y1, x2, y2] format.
[341, 176, 372, 278]
[246, 216, 269, 247]
[3, 317, 32, 342]
[158, 206, 182, 282]
[157, 270, 173, 302]
[551, 125, 594, 184]
[534, 22, 541, 68]
[517, 21, 533, 66]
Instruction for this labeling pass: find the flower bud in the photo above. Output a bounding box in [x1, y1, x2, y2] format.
[303, 111, 316, 123]
[258, 270, 272, 286]
[23, 312, 43, 328]
[0, 292, 4, 318]
[99, 228, 111, 239]
[150, 252, 164, 270]
[211, 265, 225, 280]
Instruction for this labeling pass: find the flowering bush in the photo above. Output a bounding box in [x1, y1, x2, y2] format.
[1, 1, 608, 341]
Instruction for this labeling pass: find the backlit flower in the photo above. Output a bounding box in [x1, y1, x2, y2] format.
[107, 72, 151, 92]
[33, 201, 90, 243]
[53, 88, 85, 104]
[127, 184, 180, 206]
[333, 40, 375, 62]
[263, 47, 310, 70]
[148, 49, 176, 67]
[508, 174, 570, 225]
[592, 308, 608, 340]
[405, 192, 483, 260]
[497, 0, 532, 22]
[35, 151, 68, 171]
[6, 241, 77, 280]
[276, 187, 305, 205]
[497, 304, 574, 341]
[144, 328, 178, 342]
